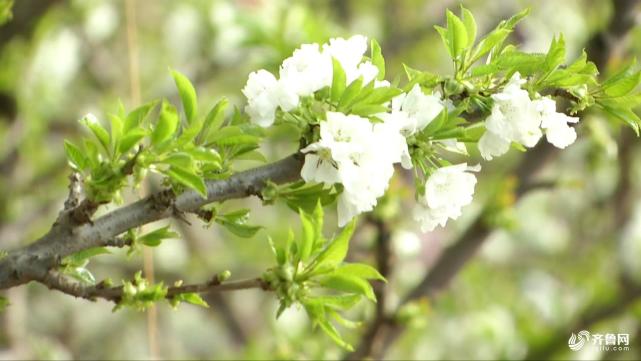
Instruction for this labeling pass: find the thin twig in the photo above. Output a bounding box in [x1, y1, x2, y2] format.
[41, 270, 268, 304]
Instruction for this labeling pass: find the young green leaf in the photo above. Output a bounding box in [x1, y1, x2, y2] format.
[216, 209, 262, 238]
[320, 273, 376, 302]
[108, 114, 124, 155]
[317, 316, 354, 351]
[62, 247, 111, 268]
[370, 39, 385, 80]
[338, 76, 364, 111]
[602, 71, 641, 97]
[124, 100, 158, 133]
[445, 9, 468, 58]
[171, 69, 198, 124]
[138, 226, 178, 247]
[470, 28, 511, 63]
[334, 263, 386, 281]
[118, 128, 147, 155]
[198, 97, 229, 144]
[542, 35, 566, 73]
[305, 294, 361, 310]
[313, 220, 356, 268]
[331, 57, 347, 103]
[173, 293, 209, 308]
[460, 6, 477, 47]
[165, 166, 207, 197]
[152, 100, 179, 146]
[80, 115, 110, 154]
[64, 140, 88, 170]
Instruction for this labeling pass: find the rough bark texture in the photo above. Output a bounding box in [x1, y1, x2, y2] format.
[0, 154, 303, 290]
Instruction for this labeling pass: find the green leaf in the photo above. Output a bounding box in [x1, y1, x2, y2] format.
[80, 115, 110, 154]
[370, 39, 385, 80]
[328, 309, 361, 329]
[446, 9, 468, 58]
[335, 263, 385, 281]
[359, 86, 403, 106]
[305, 294, 361, 310]
[602, 71, 641, 97]
[185, 147, 221, 164]
[166, 166, 207, 197]
[118, 128, 147, 155]
[543, 34, 565, 73]
[171, 69, 198, 124]
[213, 134, 261, 147]
[434, 25, 452, 58]
[599, 103, 640, 136]
[160, 152, 193, 168]
[138, 226, 178, 247]
[331, 57, 347, 103]
[175, 292, 209, 308]
[216, 209, 262, 238]
[500, 8, 530, 30]
[64, 140, 88, 170]
[298, 202, 323, 263]
[199, 98, 228, 144]
[63, 247, 111, 268]
[470, 28, 511, 63]
[338, 76, 363, 111]
[152, 100, 179, 146]
[313, 220, 356, 268]
[460, 6, 477, 47]
[124, 100, 158, 133]
[320, 273, 376, 302]
[67, 267, 96, 285]
[349, 104, 389, 116]
[317, 317, 354, 351]
[108, 114, 124, 155]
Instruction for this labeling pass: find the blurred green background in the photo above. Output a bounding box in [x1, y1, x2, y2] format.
[1, 0, 640, 359]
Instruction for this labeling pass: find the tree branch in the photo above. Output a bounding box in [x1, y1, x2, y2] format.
[41, 270, 268, 303]
[0, 153, 304, 291]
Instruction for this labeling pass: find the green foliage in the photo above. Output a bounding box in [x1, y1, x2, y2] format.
[261, 180, 338, 213]
[62, 70, 266, 206]
[215, 208, 262, 238]
[126, 225, 179, 256]
[262, 203, 384, 350]
[114, 271, 168, 312]
[169, 291, 209, 309]
[60, 247, 111, 285]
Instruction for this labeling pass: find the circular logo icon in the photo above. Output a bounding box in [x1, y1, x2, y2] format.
[569, 330, 591, 351]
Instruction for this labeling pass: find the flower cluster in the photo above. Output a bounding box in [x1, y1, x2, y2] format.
[478, 73, 580, 160]
[242, 40, 582, 234]
[242, 35, 386, 128]
[300, 111, 407, 226]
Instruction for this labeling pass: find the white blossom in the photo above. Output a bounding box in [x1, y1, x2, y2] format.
[478, 73, 543, 160]
[389, 84, 444, 135]
[242, 70, 298, 127]
[300, 112, 373, 185]
[478, 130, 511, 161]
[323, 35, 368, 82]
[413, 164, 479, 232]
[279, 43, 332, 96]
[301, 111, 409, 226]
[536, 97, 579, 148]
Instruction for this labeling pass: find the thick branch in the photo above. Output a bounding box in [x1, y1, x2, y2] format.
[0, 154, 304, 290]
